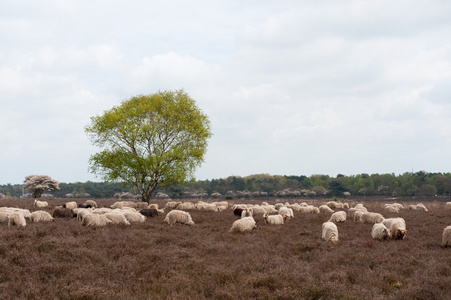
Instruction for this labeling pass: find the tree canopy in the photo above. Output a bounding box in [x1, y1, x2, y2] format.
[85, 90, 212, 202]
[24, 175, 60, 198]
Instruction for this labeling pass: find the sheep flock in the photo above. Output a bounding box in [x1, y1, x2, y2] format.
[0, 197, 450, 248]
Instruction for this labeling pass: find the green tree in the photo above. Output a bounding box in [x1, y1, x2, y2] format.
[85, 90, 212, 202]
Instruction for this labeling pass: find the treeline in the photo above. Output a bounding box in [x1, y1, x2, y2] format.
[1, 171, 451, 199]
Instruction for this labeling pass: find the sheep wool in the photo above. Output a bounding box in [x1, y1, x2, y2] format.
[164, 210, 195, 226]
[328, 211, 346, 223]
[176, 202, 195, 211]
[382, 218, 407, 240]
[263, 213, 284, 225]
[385, 205, 399, 213]
[241, 208, 253, 218]
[371, 223, 391, 240]
[82, 214, 112, 227]
[322, 221, 338, 243]
[0, 212, 10, 225]
[64, 201, 78, 210]
[104, 212, 131, 225]
[442, 226, 451, 247]
[230, 217, 257, 233]
[123, 212, 146, 223]
[84, 200, 98, 208]
[9, 212, 27, 227]
[30, 211, 55, 222]
[446, 202, 451, 210]
[319, 205, 334, 214]
[34, 199, 49, 208]
[361, 212, 384, 224]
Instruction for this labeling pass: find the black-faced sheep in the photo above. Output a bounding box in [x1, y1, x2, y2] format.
[140, 208, 158, 218]
[164, 210, 194, 226]
[229, 217, 257, 233]
[382, 217, 407, 240]
[322, 221, 338, 243]
[371, 223, 391, 240]
[443, 226, 451, 247]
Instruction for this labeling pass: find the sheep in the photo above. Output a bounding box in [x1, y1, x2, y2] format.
[328, 211, 346, 223]
[229, 217, 257, 233]
[241, 208, 253, 218]
[408, 204, 417, 210]
[327, 201, 338, 209]
[164, 201, 182, 210]
[140, 208, 158, 218]
[442, 226, 451, 247]
[361, 212, 385, 224]
[196, 202, 218, 212]
[76, 209, 93, 221]
[353, 204, 368, 212]
[382, 218, 407, 240]
[278, 207, 294, 219]
[78, 203, 92, 209]
[261, 205, 277, 214]
[249, 205, 267, 215]
[385, 203, 404, 210]
[319, 205, 334, 214]
[176, 202, 195, 211]
[354, 210, 364, 222]
[104, 212, 130, 225]
[92, 208, 112, 214]
[9, 212, 27, 227]
[123, 211, 146, 223]
[63, 201, 77, 210]
[385, 205, 399, 213]
[148, 203, 159, 210]
[371, 223, 391, 240]
[164, 210, 195, 226]
[309, 206, 320, 214]
[135, 202, 148, 209]
[322, 221, 338, 243]
[446, 202, 451, 210]
[29, 211, 55, 222]
[52, 208, 76, 218]
[84, 200, 98, 208]
[348, 208, 364, 219]
[34, 199, 49, 208]
[82, 213, 112, 227]
[415, 203, 429, 212]
[263, 213, 285, 225]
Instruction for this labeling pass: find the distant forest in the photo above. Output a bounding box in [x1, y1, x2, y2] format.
[1, 171, 451, 200]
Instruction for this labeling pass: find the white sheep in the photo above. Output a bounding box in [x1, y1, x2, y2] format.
[382, 217, 407, 240]
[361, 212, 385, 224]
[261, 205, 277, 214]
[164, 210, 195, 226]
[249, 205, 267, 215]
[328, 211, 346, 223]
[319, 205, 334, 214]
[263, 213, 284, 225]
[76, 208, 94, 221]
[123, 211, 146, 223]
[29, 211, 55, 222]
[442, 226, 451, 247]
[385, 205, 399, 213]
[34, 199, 49, 208]
[322, 221, 338, 243]
[104, 212, 131, 225]
[371, 223, 391, 240]
[196, 202, 218, 212]
[446, 202, 451, 210]
[353, 204, 368, 212]
[229, 217, 257, 233]
[354, 210, 364, 222]
[176, 202, 195, 211]
[9, 212, 27, 227]
[84, 200, 98, 208]
[64, 201, 78, 210]
[82, 213, 112, 226]
[0, 212, 10, 225]
[241, 208, 253, 218]
[415, 203, 428, 212]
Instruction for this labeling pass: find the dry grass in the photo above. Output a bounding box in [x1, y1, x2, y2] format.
[0, 197, 450, 299]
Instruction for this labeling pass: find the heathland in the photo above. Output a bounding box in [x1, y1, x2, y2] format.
[0, 196, 450, 299]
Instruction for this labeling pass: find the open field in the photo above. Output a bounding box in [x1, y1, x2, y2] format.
[1, 196, 450, 299]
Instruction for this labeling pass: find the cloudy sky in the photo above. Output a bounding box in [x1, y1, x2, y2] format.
[1, 0, 451, 185]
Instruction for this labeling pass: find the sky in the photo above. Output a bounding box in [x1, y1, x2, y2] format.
[1, 0, 451, 185]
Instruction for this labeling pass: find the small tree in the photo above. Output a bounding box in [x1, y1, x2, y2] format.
[85, 90, 212, 202]
[24, 175, 60, 198]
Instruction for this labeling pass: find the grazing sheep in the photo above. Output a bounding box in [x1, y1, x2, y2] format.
[196, 202, 218, 212]
[382, 218, 407, 240]
[371, 223, 391, 240]
[415, 203, 428, 212]
[34, 199, 49, 208]
[104, 212, 130, 225]
[322, 221, 338, 243]
[319, 205, 334, 214]
[408, 204, 417, 210]
[263, 213, 285, 225]
[353, 204, 368, 212]
[327, 201, 338, 209]
[442, 226, 451, 247]
[361, 212, 385, 224]
[164, 201, 182, 210]
[63, 201, 77, 210]
[176, 202, 195, 211]
[84, 200, 98, 208]
[123, 212, 146, 223]
[29, 211, 55, 222]
[278, 207, 294, 219]
[348, 208, 364, 219]
[9, 212, 27, 227]
[52, 208, 76, 218]
[328, 211, 346, 223]
[241, 208, 253, 218]
[354, 211, 364, 222]
[446, 202, 451, 210]
[164, 210, 195, 226]
[229, 217, 257, 233]
[140, 208, 158, 218]
[76, 209, 93, 221]
[385, 203, 404, 210]
[249, 205, 267, 215]
[261, 205, 277, 214]
[135, 202, 148, 209]
[82, 213, 112, 227]
[78, 203, 92, 209]
[385, 205, 399, 213]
